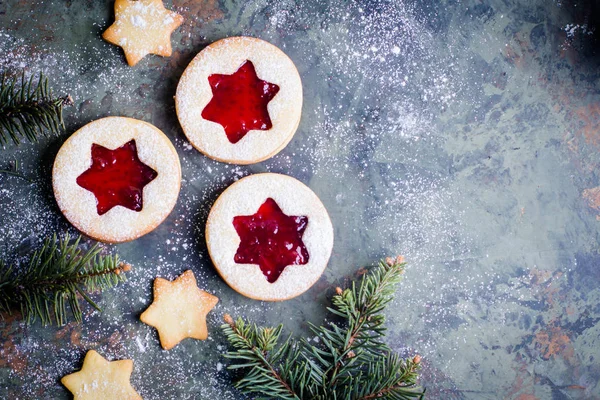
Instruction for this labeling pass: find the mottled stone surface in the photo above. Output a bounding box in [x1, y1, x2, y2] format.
[1, 0, 600, 399]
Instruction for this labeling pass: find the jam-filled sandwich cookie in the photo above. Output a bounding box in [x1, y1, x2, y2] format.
[53, 117, 181, 243]
[176, 36, 303, 164]
[206, 173, 333, 301]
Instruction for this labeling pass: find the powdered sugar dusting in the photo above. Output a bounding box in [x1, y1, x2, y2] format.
[254, 0, 479, 391]
[206, 173, 333, 301]
[0, 0, 528, 398]
[130, 15, 148, 28]
[176, 37, 303, 164]
[53, 117, 181, 243]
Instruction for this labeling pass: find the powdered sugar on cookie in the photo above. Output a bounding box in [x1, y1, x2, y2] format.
[103, 0, 183, 66]
[140, 270, 219, 350]
[206, 173, 333, 301]
[52, 117, 181, 243]
[176, 37, 303, 164]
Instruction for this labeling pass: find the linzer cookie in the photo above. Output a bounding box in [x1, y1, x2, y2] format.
[175, 37, 303, 164]
[206, 173, 334, 301]
[52, 117, 181, 243]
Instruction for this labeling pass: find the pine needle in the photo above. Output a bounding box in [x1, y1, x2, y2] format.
[0, 233, 130, 326]
[0, 159, 33, 182]
[221, 256, 425, 399]
[0, 71, 72, 147]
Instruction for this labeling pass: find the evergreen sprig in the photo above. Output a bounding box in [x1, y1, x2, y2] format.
[222, 256, 425, 400]
[0, 234, 130, 326]
[0, 71, 72, 146]
[0, 159, 32, 182]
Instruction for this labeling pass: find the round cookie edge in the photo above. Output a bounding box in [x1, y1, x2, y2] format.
[205, 172, 334, 301]
[175, 36, 303, 165]
[52, 116, 182, 243]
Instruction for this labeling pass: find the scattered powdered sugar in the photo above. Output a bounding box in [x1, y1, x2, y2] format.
[124, 1, 180, 30]
[0, 29, 141, 110]
[130, 15, 148, 28]
[1, 0, 496, 398]
[563, 23, 594, 38]
[130, 0, 175, 28]
[164, 15, 175, 25]
[135, 335, 148, 353]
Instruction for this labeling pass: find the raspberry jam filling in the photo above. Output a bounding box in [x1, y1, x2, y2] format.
[233, 198, 309, 283]
[76, 140, 158, 216]
[201, 60, 280, 144]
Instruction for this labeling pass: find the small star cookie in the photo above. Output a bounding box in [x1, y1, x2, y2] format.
[61, 350, 142, 400]
[140, 270, 218, 350]
[102, 0, 184, 66]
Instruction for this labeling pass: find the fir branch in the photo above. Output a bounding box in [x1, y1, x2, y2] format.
[314, 256, 409, 389]
[221, 256, 425, 400]
[222, 315, 301, 400]
[0, 71, 73, 146]
[0, 234, 130, 326]
[0, 159, 32, 182]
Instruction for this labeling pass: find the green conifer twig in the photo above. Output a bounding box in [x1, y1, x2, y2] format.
[0, 234, 130, 326]
[0, 71, 72, 146]
[0, 159, 32, 182]
[222, 256, 425, 399]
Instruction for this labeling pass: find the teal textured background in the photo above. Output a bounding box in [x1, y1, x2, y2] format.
[1, 0, 600, 398]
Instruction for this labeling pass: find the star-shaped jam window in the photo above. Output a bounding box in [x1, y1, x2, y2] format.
[201, 60, 280, 144]
[233, 198, 309, 283]
[76, 140, 158, 216]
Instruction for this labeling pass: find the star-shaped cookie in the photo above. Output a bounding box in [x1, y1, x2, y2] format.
[140, 270, 218, 350]
[61, 350, 142, 400]
[102, 0, 184, 66]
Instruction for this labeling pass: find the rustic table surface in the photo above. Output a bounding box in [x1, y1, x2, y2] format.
[1, 0, 599, 399]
